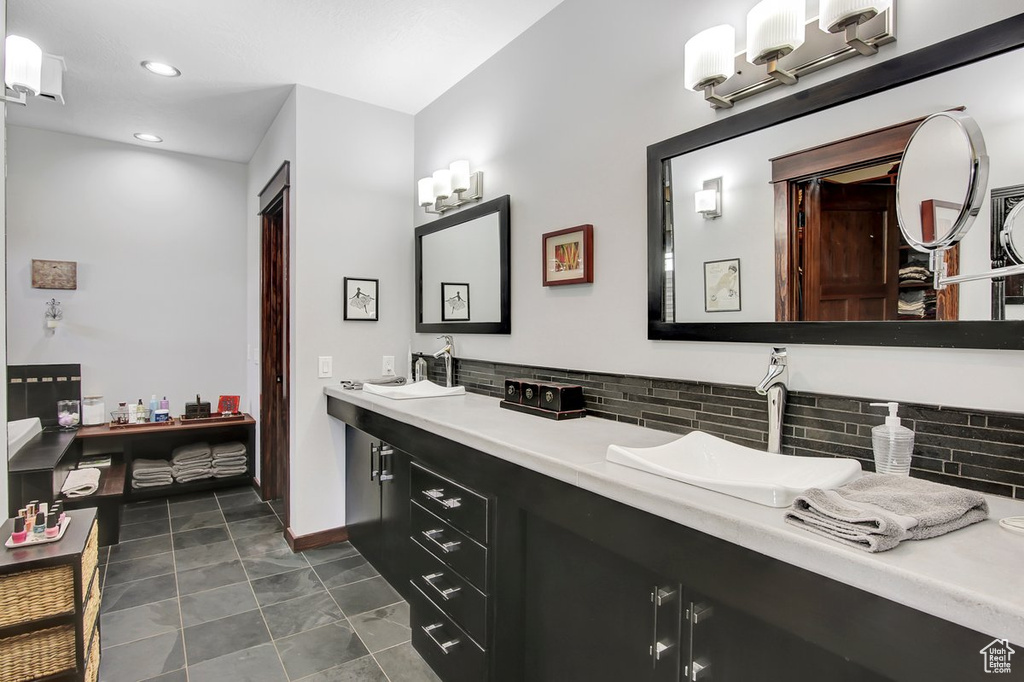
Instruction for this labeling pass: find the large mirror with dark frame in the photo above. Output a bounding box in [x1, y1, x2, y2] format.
[416, 194, 511, 334]
[648, 14, 1024, 349]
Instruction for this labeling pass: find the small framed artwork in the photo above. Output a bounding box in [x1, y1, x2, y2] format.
[217, 395, 240, 415]
[441, 282, 471, 321]
[543, 224, 594, 286]
[32, 259, 77, 290]
[344, 277, 379, 321]
[704, 258, 741, 313]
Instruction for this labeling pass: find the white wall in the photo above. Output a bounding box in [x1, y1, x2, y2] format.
[6, 127, 247, 414]
[245, 86, 414, 536]
[413, 0, 1024, 414]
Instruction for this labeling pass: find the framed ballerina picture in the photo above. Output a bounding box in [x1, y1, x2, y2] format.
[441, 282, 471, 321]
[344, 277, 379, 321]
[703, 258, 741, 313]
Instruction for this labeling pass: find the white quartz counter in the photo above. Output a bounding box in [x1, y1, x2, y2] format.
[325, 386, 1024, 643]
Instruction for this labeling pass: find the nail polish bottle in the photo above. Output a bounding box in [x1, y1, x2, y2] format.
[25, 507, 35, 533]
[53, 501, 65, 524]
[11, 517, 27, 544]
[45, 513, 60, 538]
[39, 502, 48, 518]
[34, 512, 45, 536]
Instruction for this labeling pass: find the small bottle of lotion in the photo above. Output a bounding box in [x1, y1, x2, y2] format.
[149, 395, 159, 420]
[45, 512, 60, 538]
[160, 396, 169, 411]
[33, 512, 46, 536]
[11, 516, 27, 544]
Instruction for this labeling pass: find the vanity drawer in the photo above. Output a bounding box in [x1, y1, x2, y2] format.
[410, 536, 487, 645]
[411, 501, 487, 591]
[411, 463, 488, 544]
[410, 582, 487, 682]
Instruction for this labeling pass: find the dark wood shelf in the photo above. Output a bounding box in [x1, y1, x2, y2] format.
[126, 474, 252, 502]
[76, 413, 255, 439]
[898, 281, 933, 289]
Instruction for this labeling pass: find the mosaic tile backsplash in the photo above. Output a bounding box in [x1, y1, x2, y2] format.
[417, 355, 1024, 500]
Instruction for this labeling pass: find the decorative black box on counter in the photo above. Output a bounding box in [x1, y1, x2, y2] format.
[185, 394, 211, 419]
[539, 383, 584, 412]
[520, 380, 541, 408]
[504, 379, 525, 404]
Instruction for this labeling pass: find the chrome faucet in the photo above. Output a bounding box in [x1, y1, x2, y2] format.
[433, 335, 454, 388]
[755, 347, 788, 454]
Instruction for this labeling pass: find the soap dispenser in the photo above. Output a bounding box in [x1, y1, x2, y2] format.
[869, 402, 914, 476]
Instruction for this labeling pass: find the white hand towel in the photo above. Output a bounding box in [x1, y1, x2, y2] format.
[62, 468, 101, 497]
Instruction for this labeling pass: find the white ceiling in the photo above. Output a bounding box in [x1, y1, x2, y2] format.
[6, 0, 565, 163]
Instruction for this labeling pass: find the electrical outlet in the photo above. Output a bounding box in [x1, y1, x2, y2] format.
[382, 355, 395, 376]
[318, 356, 333, 378]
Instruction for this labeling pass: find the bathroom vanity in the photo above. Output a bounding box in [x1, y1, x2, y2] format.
[327, 387, 1024, 682]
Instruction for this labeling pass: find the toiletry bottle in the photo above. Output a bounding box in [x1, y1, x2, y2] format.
[869, 402, 914, 476]
[160, 396, 169, 411]
[53, 501, 64, 524]
[127, 400, 137, 424]
[34, 512, 46, 536]
[11, 516, 27, 544]
[414, 356, 428, 382]
[45, 512, 59, 538]
[149, 395, 159, 420]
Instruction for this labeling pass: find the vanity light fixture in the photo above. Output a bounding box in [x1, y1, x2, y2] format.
[684, 0, 896, 110]
[418, 160, 484, 216]
[133, 133, 163, 143]
[4, 35, 67, 106]
[141, 60, 181, 77]
[695, 178, 722, 219]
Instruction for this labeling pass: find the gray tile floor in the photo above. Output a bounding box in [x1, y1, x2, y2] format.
[98, 487, 440, 682]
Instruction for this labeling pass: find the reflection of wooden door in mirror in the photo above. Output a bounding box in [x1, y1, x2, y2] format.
[772, 114, 961, 322]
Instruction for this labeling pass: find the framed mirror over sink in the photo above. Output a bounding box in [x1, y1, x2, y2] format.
[416, 194, 511, 334]
[647, 14, 1024, 350]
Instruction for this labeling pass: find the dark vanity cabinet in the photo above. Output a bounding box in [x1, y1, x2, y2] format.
[344, 427, 410, 593]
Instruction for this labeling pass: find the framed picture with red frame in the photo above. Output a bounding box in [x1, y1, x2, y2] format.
[542, 224, 594, 286]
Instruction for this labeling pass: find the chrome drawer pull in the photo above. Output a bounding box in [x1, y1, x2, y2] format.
[422, 622, 460, 654]
[422, 488, 462, 509]
[423, 572, 461, 600]
[422, 529, 461, 553]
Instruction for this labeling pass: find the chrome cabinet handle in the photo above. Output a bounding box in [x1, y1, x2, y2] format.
[378, 444, 394, 481]
[422, 488, 462, 509]
[655, 641, 673, 661]
[422, 572, 461, 601]
[369, 443, 379, 481]
[691, 659, 710, 681]
[422, 622, 460, 654]
[422, 529, 461, 553]
[691, 603, 713, 624]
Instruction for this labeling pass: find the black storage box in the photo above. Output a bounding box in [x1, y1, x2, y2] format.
[538, 383, 585, 412]
[504, 379, 524, 404]
[520, 381, 541, 408]
[185, 394, 211, 419]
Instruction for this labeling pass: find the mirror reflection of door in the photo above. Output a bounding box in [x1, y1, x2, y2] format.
[773, 116, 960, 322]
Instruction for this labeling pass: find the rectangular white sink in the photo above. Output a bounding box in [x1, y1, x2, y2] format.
[606, 430, 862, 507]
[9, 417, 43, 460]
[362, 380, 466, 400]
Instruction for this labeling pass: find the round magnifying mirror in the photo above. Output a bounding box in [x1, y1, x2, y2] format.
[895, 110, 989, 252]
[1000, 201, 1024, 265]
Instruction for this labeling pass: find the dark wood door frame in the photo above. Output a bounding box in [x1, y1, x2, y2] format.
[259, 161, 290, 526]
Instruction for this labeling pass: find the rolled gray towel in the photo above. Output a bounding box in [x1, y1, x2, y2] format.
[785, 473, 989, 552]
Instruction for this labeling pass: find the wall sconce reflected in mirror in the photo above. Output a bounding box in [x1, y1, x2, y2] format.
[695, 178, 722, 219]
[418, 160, 484, 217]
[684, 0, 895, 110]
[45, 298, 63, 330]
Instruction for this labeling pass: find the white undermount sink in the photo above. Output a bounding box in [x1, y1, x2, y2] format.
[606, 430, 862, 507]
[8, 417, 43, 459]
[362, 380, 466, 400]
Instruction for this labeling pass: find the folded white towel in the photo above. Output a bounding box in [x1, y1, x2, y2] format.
[213, 467, 247, 478]
[133, 458, 173, 471]
[62, 468, 101, 497]
[171, 442, 212, 463]
[212, 442, 246, 456]
[211, 455, 246, 466]
[175, 469, 213, 483]
[132, 478, 172, 489]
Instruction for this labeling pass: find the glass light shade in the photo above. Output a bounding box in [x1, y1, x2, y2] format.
[819, 0, 891, 33]
[5, 35, 43, 95]
[449, 160, 471, 193]
[418, 177, 435, 207]
[432, 169, 452, 200]
[746, 0, 805, 65]
[694, 188, 719, 214]
[684, 25, 736, 91]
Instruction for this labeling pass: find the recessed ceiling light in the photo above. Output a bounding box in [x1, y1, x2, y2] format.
[141, 61, 180, 77]
[134, 133, 163, 143]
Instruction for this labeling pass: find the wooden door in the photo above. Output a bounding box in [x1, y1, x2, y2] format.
[259, 162, 290, 515]
[801, 180, 899, 321]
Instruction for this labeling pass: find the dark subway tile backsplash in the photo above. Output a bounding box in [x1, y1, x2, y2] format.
[417, 355, 1024, 500]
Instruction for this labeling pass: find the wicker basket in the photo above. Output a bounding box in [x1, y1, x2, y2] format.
[81, 522, 99, 585]
[83, 568, 101, 640]
[0, 564, 75, 628]
[85, 628, 100, 682]
[0, 624, 77, 682]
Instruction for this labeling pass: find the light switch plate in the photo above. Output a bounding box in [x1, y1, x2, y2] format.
[382, 355, 395, 376]
[318, 356, 333, 378]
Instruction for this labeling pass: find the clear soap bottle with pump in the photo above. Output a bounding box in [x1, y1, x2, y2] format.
[869, 402, 914, 475]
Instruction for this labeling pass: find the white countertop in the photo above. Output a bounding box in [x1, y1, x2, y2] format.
[325, 386, 1024, 643]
